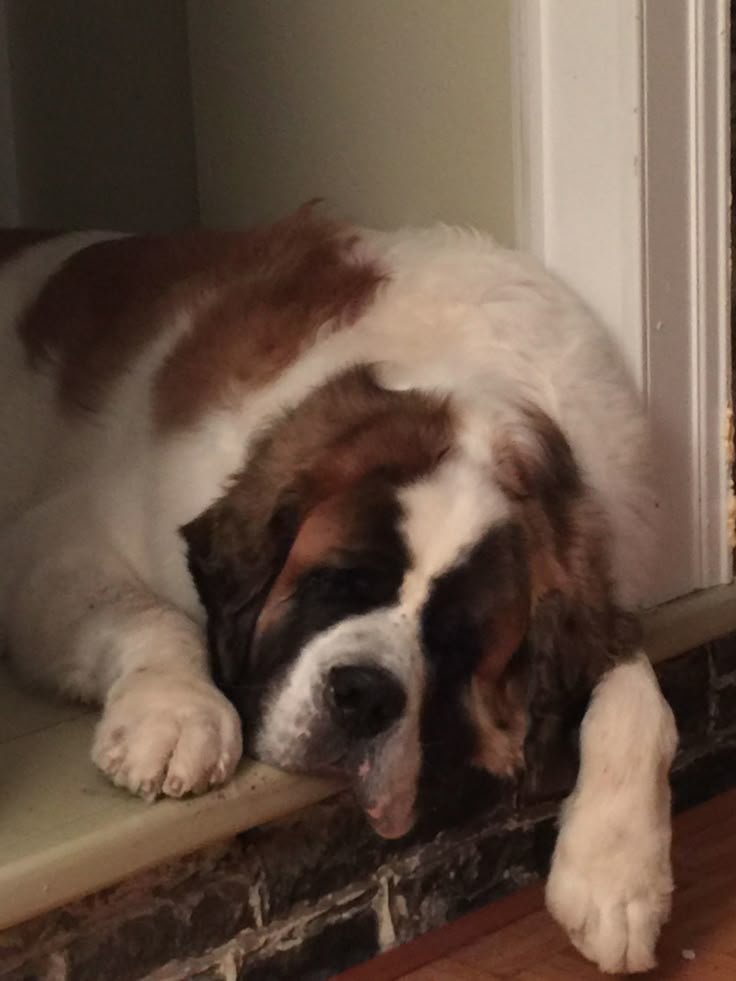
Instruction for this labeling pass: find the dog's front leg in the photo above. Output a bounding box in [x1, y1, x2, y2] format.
[545, 652, 677, 974]
[3, 534, 242, 799]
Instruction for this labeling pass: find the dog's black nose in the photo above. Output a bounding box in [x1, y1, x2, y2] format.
[328, 665, 407, 739]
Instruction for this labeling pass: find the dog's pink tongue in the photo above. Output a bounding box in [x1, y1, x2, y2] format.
[363, 790, 415, 840]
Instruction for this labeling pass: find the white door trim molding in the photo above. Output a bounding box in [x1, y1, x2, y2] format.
[512, 0, 732, 602]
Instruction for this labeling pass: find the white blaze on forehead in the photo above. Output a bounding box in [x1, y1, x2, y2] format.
[398, 453, 511, 614]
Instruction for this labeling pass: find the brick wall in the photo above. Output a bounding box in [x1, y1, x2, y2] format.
[3, 635, 736, 981]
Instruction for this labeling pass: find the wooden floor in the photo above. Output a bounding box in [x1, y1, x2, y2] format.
[339, 790, 736, 980]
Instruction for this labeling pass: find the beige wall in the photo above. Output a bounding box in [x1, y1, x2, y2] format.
[6, 1, 198, 231]
[188, 0, 515, 243]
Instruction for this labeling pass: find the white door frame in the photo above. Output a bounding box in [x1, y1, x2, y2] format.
[512, 0, 732, 603]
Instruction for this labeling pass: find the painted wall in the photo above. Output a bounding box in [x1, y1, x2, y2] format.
[5, 0, 198, 231]
[188, 0, 516, 243]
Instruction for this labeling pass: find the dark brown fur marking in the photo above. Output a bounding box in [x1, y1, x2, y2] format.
[17, 208, 384, 424]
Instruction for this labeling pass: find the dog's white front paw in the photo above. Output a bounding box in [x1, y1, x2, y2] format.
[545, 801, 673, 974]
[92, 669, 242, 800]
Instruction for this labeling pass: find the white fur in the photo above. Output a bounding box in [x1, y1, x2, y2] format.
[546, 654, 677, 973]
[0, 225, 670, 971]
[398, 450, 512, 614]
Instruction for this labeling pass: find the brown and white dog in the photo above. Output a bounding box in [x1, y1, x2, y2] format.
[0, 210, 676, 973]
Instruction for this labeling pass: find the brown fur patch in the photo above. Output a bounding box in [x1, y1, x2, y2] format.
[0, 230, 60, 268]
[155, 209, 384, 430]
[17, 208, 384, 422]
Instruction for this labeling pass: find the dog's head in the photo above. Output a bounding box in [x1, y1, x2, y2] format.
[182, 366, 621, 838]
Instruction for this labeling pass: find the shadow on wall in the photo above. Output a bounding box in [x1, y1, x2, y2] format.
[5, 0, 198, 232]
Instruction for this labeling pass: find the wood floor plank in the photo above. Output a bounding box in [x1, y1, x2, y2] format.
[516, 954, 616, 981]
[450, 909, 568, 976]
[400, 959, 502, 980]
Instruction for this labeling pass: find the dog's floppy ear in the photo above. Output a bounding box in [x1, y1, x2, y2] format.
[182, 366, 453, 691]
[476, 406, 642, 799]
[182, 493, 301, 690]
[464, 406, 581, 778]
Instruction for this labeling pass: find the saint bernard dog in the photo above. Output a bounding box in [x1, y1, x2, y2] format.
[0, 210, 676, 974]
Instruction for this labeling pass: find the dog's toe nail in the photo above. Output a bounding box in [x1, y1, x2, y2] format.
[166, 777, 184, 797]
